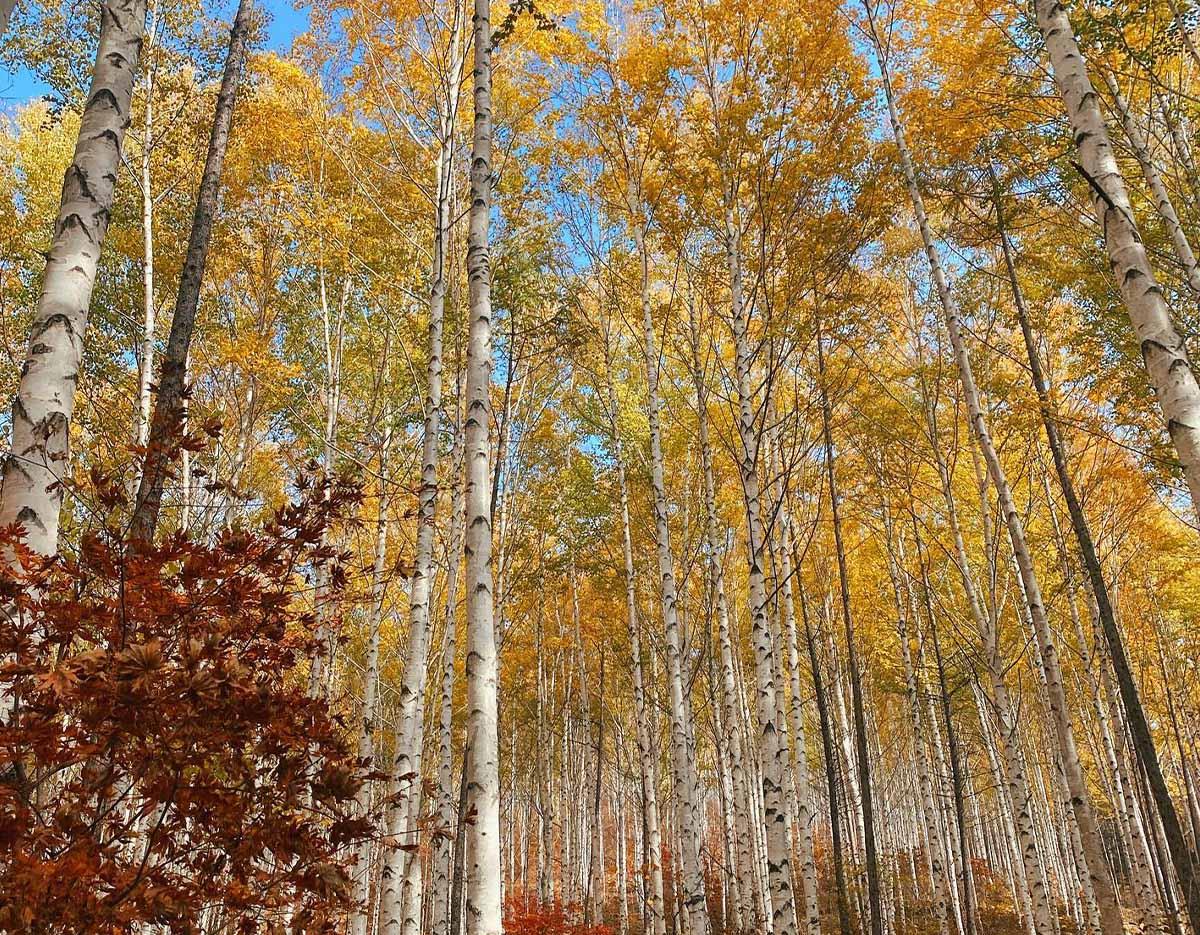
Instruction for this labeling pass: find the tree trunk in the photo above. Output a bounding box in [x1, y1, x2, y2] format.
[994, 168, 1200, 934]
[687, 304, 762, 932]
[130, 0, 252, 540]
[0, 0, 147, 558]
[1102, 71, 1200, 298]
[632, 205, 709, 935]
[868, 13, 1124, 930]
[462, 0, 501, 926]
[350, 417, 395, 935]
[603, 332, 668, 935]
[135, 3, 161, 462]
[816, 325, 882, 935]
[1036, 0, 1200, 519]
[380, 20, 464, 925]
[799, 582, 853, 935]
[768, 429, 821, 935]
[725, 201, 795, 935]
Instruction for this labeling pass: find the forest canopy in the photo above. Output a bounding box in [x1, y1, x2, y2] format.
[0, 0, 1199, 933]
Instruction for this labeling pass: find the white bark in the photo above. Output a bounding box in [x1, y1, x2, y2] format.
[350, 418, 395, 935]
[1102, 70, 1200, 299]
[0, 0, 147, 558]
[767, 431, 820, 935]
[135, 3, 160, 457]
[631, 208, 710, 935]
[380, 15, 464, 924]
[430, 413, 466, 935]
[870, 18, 1124, 931]
[687, 307, 762, 931]
[1037, 0, 1200, 518]
[725, 205, 795, 935]
[463, 0, 501, 927]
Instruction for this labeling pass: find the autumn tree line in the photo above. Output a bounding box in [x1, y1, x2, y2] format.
[0, 0, 1199, 932]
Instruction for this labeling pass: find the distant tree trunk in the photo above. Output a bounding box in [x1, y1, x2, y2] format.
[1036, 0, 1200, 519]
[917, 352, 1057, 935]
[379, 13, 465, 926]
[919, 545, 977, 935]
[725, 200, 795, 935]
[686, 303, 761, 931]
[462, 0, 501, 926]
[798, 582, 853, 935]
[429, 437, 465, 935]
[451, 746, 471, 935]
[602, 321, 668, 935]
[882, 519, 955, 935]
[306, 270, 347, 699]
[350, 416, 395, 935]
[0, 0, 147, 558]
[767, 426, 821, 935]
[867, 11, 1124, 930]
[130, 0, 252, 540]
[993, 174, 1200, 935]
[815, 324, 882, 935]
[135, 3, 161, 464]
[0, 0, 16, 36]
[631, 202, 709, 935]
[1101, 71, 1200, 299]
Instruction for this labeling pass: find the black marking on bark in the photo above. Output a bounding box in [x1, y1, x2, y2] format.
[1142, 338, 1174, 359]
[31, 313, 76, 342]
[87, 88, 121, 114]
[15, 507, 47, 534]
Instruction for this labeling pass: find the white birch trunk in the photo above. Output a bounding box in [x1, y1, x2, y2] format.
[462, 0, 501, 927]
[631, 209, 710, 935]
[1102, 71, 1200, 299]
[724, 202, 796, 935]
[380, 21, 463, 923]
[0, 0, 147, 558]
[350, 418, 395, 935]
[870, 15, 1124, 931]
[1037, 0, 1200, 518]
[687, 307, 762, 931]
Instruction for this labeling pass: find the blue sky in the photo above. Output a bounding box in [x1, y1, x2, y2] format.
[1, 0, 311, 110]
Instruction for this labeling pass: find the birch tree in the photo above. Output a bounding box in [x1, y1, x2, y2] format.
[1, 0, 147, 558]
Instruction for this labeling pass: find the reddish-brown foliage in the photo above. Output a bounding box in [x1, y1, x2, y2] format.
[0, 477, 370, 933]
[502, 897, 613, 935]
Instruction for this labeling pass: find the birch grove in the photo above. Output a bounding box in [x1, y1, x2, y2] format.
[2, 0, 1200, 932]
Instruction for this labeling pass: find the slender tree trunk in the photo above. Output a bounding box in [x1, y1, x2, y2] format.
[724, 202, 795, 935]
[350, 417, 395, 935]
[869, 15, 1124, 931]
[799, 583, 853, 935]
[918, 362, 1058, 935]
[1036, 0, 1200, 518]
[769, 430, 821, 935]
[451, 746, 471, 935]
[431, 381, 467, 935]
[921, 550, 977, 935]
[687, 305, 761, 931]
[380, 22, 464, 926]
[994, 170, 1200, 933]
[883, 522, 955, 935]
[604, 340, 668, 935]
[631, 204, 710, 935]
[815, 325, 882, 935]
[1102, 71, 1200, 298]
[462, 0, 501, 926]
[0, 0, 147, 558]
[135, 4, 160, 462]
[130, 0, 252, 540]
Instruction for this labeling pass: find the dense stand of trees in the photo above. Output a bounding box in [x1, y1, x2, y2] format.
[1, 0, 1200, 932]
